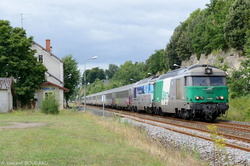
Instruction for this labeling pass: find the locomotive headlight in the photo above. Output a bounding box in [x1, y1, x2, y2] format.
[216, 96, 219, 100]
[220, 96, 224, 100]
[195, 96, 200, 100]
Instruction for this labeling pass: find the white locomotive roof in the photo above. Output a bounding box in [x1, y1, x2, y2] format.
[158, 65, 226, 80]
[134, 75, 159, 86]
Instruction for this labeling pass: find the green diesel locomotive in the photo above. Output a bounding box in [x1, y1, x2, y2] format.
[152, 65, 229, 121]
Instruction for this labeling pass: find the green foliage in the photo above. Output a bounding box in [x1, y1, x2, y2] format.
[244, 1, 250, 55]
[62, 55, 80, 106]
[224, 95, 250, 122]
[227, 58, 250, 97]
[84, 61, 146, 95]
[165, 26, 182, 70]
[83, 67, 105, 84]
[112, 61, 145, 85]
[105, 64, 118, 79]
[203, 0, 231, 51]
[175, 21, 192, 60]
[245, 26, 250, 55]
[40, 95, 59, 114]
[224, 0, 249, 50]
[145, 49, 167, 75]
[188, 1, 231, 56]
[165, 0, 250, 61]
[0, 20, 47, 106]
[190, 10, 209, 56]
[86, 78, 105, 95]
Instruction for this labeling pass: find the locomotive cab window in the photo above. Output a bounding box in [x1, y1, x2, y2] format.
[193, 77, 208, 86]
[192, 76, 226, 86]
[210, 77, 226, 86]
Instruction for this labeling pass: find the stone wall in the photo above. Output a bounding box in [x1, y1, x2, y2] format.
[181, 49, 247, 71]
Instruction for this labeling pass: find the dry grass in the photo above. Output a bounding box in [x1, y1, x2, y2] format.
[93, 114, 207, 166]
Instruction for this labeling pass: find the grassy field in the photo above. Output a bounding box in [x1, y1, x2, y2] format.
[0, 122, 11, 127]
[0, 110, 205, 166]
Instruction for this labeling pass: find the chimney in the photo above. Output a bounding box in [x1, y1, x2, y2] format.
[46, 39, 51, 52]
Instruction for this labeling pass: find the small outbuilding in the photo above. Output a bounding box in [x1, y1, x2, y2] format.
[36, 82, 69, 109]
[0, 78, 14, 113]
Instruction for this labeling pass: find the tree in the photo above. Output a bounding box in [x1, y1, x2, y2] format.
[175, 21, 192, 60]
[191, 9, 209, 58]
[145, 49, 166, 75]
[105, 64, 118, 79]
[112, 61, 144, 85]
[245, 25, 250, 55]
[86, 78, 105, 95]
[165, 26, 182, 70]
[0, 20, 47, 106]
[224, 0, 249, 50]
[244, 0, 250, 55]
[228, 58, 250, 98]
[85, 67, 105, 84]
[62, 54, 80, 107]
[203, 0, 232, 52]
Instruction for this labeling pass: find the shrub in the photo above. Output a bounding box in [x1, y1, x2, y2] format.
[40, 95, 59, 114]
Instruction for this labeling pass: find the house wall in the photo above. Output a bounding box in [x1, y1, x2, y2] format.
[32, 44, 64, 87]
[0, 90, 12, 113]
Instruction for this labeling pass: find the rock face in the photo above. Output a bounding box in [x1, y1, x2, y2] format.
[181, 49, 248, 71]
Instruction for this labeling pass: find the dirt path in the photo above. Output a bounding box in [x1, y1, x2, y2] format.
[0, 122, 46, 129]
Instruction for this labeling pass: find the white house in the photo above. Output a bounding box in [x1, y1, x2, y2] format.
[0, 78, 14, 113]
[32, 39, 69, 109]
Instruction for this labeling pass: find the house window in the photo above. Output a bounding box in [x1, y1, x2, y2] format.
[38, 55, 43, 63]
[45, 92, 53, 98]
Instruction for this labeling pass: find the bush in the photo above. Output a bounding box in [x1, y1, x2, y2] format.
[40, 95, 59, 114]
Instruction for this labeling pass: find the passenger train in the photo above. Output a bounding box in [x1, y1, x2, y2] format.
[82, 65, 229, 122]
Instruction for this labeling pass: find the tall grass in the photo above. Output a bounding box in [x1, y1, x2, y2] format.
[225, 95, 250, 122]
[95, 115, 206, 166]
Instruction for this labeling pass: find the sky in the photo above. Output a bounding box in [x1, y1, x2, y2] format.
[1, 0, 210, 71]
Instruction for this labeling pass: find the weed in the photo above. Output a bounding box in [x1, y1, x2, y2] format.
[193, 136, 202, 160]
[206, 124, 228, 166]
[40, 95, 59, 114]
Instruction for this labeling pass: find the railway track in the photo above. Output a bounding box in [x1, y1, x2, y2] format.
[87, 106, 250, 153]
[215, 121, 250, 132]
[161, 116, 250, 133]
[115, 111, 250, 152]
[156, 116, 250, 141]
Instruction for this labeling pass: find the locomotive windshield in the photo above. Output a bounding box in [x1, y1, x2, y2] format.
[192, 76, 226, 86]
